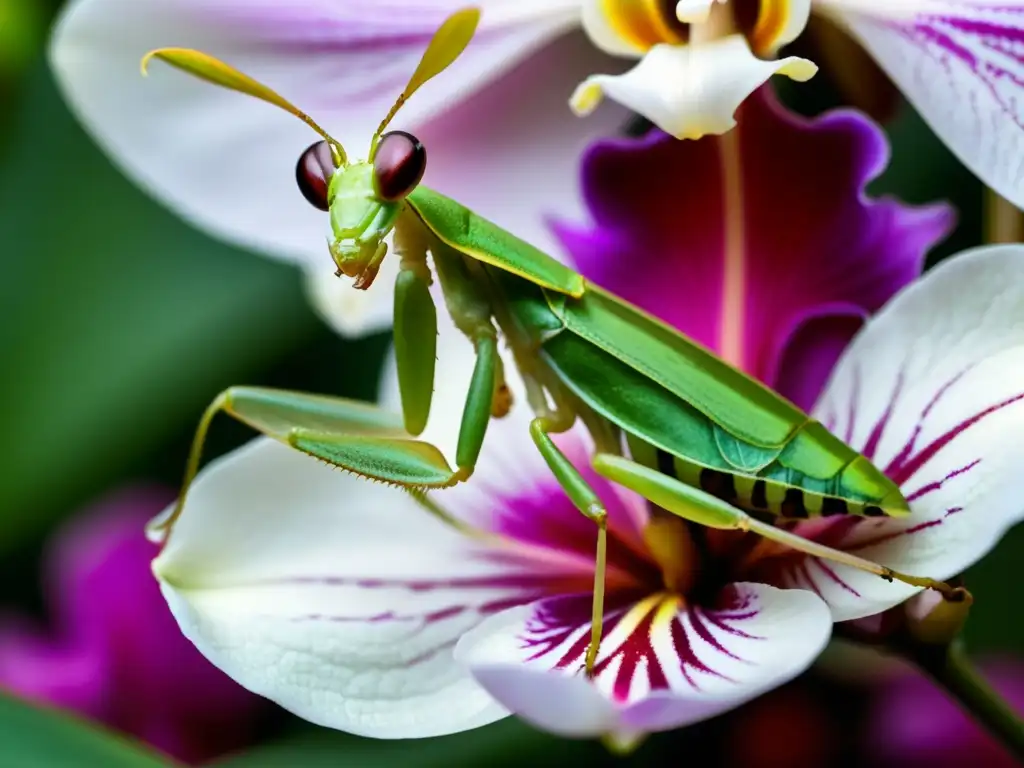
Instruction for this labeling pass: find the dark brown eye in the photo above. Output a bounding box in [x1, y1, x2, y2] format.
[373, 131, 426, 201]
[296, 140, 337, 211]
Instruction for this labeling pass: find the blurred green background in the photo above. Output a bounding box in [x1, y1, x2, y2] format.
[0, 0, 1019, 765]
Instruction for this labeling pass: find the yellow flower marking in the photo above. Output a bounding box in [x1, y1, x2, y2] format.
[599, 0, 688, 50]
[751, 0, 791, 55]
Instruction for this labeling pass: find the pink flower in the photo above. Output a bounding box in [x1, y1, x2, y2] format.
[0, 487, 266, 764]
[869, 659, 1024, 767]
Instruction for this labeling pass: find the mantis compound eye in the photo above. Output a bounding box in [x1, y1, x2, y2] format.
[373, 131, 426, 201]
[296, 140, 337, 211]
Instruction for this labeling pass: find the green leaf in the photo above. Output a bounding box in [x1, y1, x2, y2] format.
[0, 691, 175, 766]
[214, 719, 621, 768]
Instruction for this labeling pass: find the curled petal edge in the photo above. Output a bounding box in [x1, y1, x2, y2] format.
[570, 35, 817, 140]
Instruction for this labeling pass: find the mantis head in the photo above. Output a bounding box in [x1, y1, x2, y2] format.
[141, 7, 481, 290]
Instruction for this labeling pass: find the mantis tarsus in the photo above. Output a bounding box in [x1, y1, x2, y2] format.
[144, 7, 963, 672]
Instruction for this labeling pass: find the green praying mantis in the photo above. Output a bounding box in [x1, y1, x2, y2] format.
[145, 7, 961, 670]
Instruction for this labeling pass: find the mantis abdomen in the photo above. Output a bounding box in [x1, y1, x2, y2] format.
[491, 273, 911, 521]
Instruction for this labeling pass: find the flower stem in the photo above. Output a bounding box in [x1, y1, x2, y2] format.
[985, 187, 1023, 244]
[914, 640, 1024, 761]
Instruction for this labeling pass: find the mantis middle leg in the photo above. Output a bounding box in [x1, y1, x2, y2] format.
[530, 408, 609, 674]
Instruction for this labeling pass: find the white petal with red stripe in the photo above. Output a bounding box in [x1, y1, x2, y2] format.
[456, 583, 832, 739]
[820, 0, 1024, 209]
[786, 245, 1024, 620]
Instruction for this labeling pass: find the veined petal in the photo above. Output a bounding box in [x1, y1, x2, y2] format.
[49, 0, 583, 282]
[456, 583, 831, 739]
[153, 437, 545, 738]
[821, 0, 1024, 209]
[773, 246, 1024, 620]
[570, 35, 817, 140]
[556, 90, 952, 409]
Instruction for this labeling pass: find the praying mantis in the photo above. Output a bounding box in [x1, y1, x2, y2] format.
[145, 7, 959, 671]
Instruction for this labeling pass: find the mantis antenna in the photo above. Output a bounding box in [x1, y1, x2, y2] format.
[369, 7, 481, 158]
[140, 48, 348, 166]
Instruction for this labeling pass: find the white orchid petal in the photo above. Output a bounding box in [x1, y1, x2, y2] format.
[456, 584, 831, 738]
[823, 0, 1024, 209]
[305, 257, 401, 338]
[152, 437, 552, 738]
[570, 35, 817, 140]
[49, 0, 579, 284]
[794, 245, 1024, 620]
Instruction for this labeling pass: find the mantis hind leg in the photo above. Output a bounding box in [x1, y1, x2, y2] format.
[530, 413, 608, 674]
[158, 386, 465, 537]
[592, 453, 966, 601]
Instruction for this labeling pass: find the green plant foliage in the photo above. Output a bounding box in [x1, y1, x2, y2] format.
[0, 692, 175, 766]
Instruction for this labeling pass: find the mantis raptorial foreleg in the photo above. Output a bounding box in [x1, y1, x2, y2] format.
[592, 453, 965, 599]
[156, 386, 423, 536]
[529, 410, 609, 675]
[393, 216, 437, 436]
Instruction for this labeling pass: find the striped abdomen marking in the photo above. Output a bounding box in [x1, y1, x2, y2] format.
[648, 443, 887, 520]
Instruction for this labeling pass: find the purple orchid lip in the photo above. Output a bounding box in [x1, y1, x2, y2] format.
[554, 86, 954, 412]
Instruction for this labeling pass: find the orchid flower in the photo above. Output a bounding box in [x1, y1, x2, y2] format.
[145, 100, 1022, 744]
[0, 487, 265, 764]
[151, 243, 1024, 743]
[48, 0, 1024, 337]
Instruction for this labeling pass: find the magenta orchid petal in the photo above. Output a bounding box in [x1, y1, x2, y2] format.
[869, 659, 1024, 767]
[821, 0, 1024, 210]
[770, 310, 865, 415]
[0, 487, 264, 764]
[553, 88, 953, 409]
[0, 622, 107, 719]
[456, 583, 832, 739]
[50, 0, 611, 290]
[763, 246, 1024, 621]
